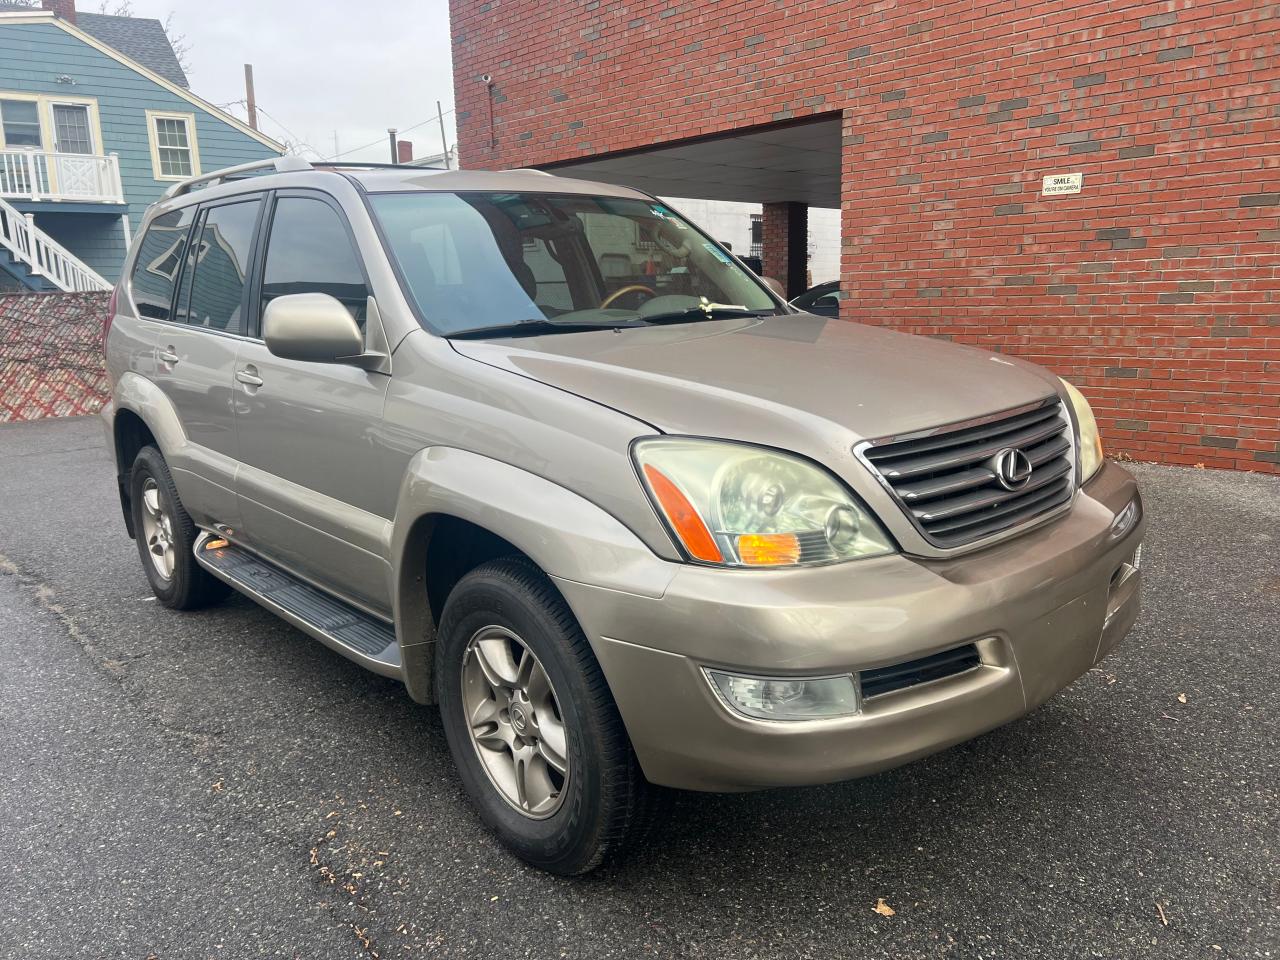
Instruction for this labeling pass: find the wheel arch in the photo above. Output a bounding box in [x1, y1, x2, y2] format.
[390, 447, 676, 704]
[110, 373, 186, 538]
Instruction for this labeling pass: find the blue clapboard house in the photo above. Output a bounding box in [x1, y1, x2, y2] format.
[0, 1, 282, 292]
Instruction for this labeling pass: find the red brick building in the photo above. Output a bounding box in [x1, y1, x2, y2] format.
[448, 0, 1279, 472]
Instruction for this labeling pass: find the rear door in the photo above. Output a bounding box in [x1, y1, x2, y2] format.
[136, 197, 261, 530]
[231, 190, 394, 614]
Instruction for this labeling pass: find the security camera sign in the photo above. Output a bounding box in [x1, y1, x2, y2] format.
[1042, 172, 1083, 196]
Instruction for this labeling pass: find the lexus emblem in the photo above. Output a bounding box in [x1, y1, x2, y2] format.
[992, 447, 1033, 491]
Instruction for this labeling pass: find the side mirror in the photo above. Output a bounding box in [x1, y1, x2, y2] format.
[761, 276, 786, 298]
[262, 293, 364, 363]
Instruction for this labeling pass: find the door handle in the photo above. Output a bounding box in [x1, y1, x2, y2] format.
[235, 366, 263, 387]
[158, 347, 179, 365]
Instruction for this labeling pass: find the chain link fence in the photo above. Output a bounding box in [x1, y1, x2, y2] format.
[0, 292, 111, 422]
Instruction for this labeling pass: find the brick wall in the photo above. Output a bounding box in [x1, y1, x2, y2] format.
[762, 201, 809, 298]
[0, 292, 110, 422]
[450, 0, 1279, 473]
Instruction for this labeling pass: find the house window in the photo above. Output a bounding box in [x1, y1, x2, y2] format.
[0, 99, 42, 147]
[146, 110, 200, 180]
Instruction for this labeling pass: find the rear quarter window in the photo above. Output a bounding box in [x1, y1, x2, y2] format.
[129, 207, 195, 321]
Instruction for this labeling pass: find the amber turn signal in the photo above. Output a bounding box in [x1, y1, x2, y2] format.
[642, 464, 723, 562]
[736, 532, 801, 566]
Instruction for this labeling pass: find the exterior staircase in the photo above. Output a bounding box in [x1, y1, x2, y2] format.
[0, 195, 111, 293]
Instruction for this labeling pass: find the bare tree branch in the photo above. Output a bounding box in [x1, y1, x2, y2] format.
[162, 10, 192, 76]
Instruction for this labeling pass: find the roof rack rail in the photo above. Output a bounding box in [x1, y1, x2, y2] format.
[160, 155, 313, 200]
[311, 161, 429, 170]
[505, 167, 555, 176]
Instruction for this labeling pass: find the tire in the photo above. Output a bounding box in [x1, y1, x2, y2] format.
[129, 445, 229, 611]
[436, 557, 662, 875]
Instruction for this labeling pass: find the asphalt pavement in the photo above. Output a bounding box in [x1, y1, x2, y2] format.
[0, 415, 1276, 959]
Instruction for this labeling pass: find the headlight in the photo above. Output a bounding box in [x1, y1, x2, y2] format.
[633, 438, 894, 567]
[1061, 378, 1104, 481]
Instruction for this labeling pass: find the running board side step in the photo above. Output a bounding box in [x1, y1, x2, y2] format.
[194, 532, 402, 678]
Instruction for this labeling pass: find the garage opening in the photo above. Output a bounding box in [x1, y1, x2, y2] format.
[541, 114, 842, 299]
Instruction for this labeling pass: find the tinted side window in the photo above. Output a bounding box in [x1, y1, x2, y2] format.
[260, 197, 369, 327]
[130, 207, 194, 321]
[180, 199, 261, 336]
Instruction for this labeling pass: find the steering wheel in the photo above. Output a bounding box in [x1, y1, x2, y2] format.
[600, 284, 658, 309]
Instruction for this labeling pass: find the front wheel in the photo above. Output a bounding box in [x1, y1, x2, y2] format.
[436, 557, 661, 875]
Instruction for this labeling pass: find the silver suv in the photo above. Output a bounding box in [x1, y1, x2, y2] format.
[102, 157, 1144, 875]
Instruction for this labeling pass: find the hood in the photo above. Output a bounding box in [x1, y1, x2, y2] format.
[450, 314, 1060, 452]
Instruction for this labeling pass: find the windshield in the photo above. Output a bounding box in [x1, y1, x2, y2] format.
[368, 191, 780, 336]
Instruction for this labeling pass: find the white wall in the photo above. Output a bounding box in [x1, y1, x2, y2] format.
[662, 196, 840, 287]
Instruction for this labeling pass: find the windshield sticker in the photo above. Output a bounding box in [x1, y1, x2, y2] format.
[702, 241, 734, 265]
[650, 203, 684, 225]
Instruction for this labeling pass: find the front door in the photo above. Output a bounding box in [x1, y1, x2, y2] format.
[232, 191, 393, 614]
[149, 196, 263, 531]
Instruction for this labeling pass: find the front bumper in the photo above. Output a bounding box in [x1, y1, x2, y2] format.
[555, 461, 1144, 792]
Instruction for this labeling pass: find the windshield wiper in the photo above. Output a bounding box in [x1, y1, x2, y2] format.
[447, 318, 645, 339]
[638, 303, 770, 325]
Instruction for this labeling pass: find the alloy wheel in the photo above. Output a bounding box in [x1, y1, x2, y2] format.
[461, 625, 570, 819]
[139, 477, 175, 580]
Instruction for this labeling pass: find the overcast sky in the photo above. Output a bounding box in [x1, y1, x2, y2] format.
[123, 0, 457, 163]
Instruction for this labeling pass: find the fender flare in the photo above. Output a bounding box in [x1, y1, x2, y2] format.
[108, 372, 189, 533]
[389, 446, 676, 703]
[111, 370, 188, 461]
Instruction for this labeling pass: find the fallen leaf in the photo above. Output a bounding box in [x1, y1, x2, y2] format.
[1177, 693, 1187, 704]
[873, 898, 896, 917]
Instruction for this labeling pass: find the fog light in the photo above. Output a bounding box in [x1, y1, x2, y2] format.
[705, 669, 861, 721]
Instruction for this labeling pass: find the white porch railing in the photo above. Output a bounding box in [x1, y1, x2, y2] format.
[0, 194, 111, 292]
[0, 149, 125, 204]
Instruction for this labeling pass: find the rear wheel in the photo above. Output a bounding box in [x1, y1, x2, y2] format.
[130, 445, 229, 610]
[436, 557, 661, 875]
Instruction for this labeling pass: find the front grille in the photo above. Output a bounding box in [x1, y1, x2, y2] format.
[860, 643, 981, 699]
[860, 397, 1075, 548]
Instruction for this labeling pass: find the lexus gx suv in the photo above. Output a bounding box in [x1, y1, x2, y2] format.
[102, 157, 1144, 875]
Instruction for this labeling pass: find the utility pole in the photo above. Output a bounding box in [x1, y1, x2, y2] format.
[243, 64, 258, 130]
[436, 100, 448, 168]
[332, 130, 339, 158]
[387, 127, 397, 163]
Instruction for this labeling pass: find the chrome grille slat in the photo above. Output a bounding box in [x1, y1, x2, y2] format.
[911, 457, 1073, 522]
[861, 397, 1076, 548]
[873, 417, 1068, 479]
[926, 478, 1073, 540]
[869, 403, 1061, 461]
[896, 464, 996, 502]
[1026, 434, 1071, 466]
